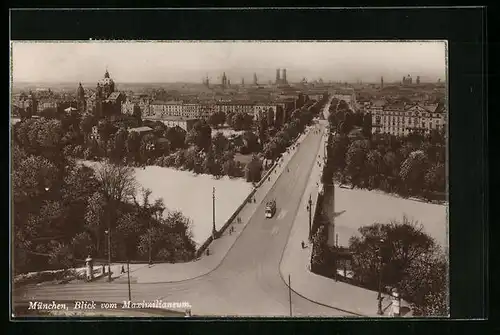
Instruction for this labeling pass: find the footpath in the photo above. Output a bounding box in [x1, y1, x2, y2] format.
[107, 124, 318, 284]
[279, 123, 413, 317]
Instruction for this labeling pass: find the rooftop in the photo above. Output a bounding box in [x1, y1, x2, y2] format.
[144, 116, 199, 122]
[128, 126, 153, 133]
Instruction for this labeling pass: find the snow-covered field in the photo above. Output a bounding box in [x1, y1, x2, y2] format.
[134, 166, 252, 246]
[333, 185, 448, 248]
[80, 161, 252, 246]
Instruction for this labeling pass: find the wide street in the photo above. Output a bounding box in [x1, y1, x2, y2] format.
[14, 110, 353, 317]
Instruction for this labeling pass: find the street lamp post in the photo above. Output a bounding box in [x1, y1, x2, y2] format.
[377, 238, 385, 315]
[212, 187, 217, 240]
[148, 218, 152, 266]
[307, 194, 312, 238]
[105, 229, 111, 282]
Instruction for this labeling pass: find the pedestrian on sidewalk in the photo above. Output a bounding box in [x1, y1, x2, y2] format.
[121, 265, 125, 274]
[390, 288, 401, 317]
[301, 241, 305, 249]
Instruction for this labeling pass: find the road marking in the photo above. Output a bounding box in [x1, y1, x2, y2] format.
[277, 209, 288, 220]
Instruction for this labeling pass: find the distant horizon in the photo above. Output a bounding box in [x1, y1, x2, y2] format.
[11, 41, 447, 84]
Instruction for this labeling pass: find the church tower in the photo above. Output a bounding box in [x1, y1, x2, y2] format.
[99, 69, 115, 98]
[77, 82, 86, 113]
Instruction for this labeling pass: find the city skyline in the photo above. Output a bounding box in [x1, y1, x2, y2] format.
[11, 41, 446, 84]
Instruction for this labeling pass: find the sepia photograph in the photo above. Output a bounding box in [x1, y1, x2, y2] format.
[11, 41, 449, 318]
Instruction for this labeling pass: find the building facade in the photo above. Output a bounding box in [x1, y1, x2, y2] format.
[371, 101, 446, 137]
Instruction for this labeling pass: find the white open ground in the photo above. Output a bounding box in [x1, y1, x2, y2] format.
[333, 185, 448, 248]
[212, 129, 246, 138]
[79, 161, 252, 246]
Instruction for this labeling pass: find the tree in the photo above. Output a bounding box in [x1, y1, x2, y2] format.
[242, 131, 259, 153]
[126, 131, 141, 161]
[226, 111, 235, 128]
[345, 140, 369, 186]
[137, 210, 196, 262]
[12, 147, 59, 203]
[116, 211, 142, 260]
[165, 126, 186, 151]
[400, 150, 429, 194]
[263, 140, 279, 161]
[185, 120, 212, 151]
[203, 150, 216, 175]
[267, 108, 275, 128]
[108, 128, 128, 163]
[258, 116, 269, 145]
[275, 106, 285, 129]
[362, 113, 373, 138]
[398, 248, 448, 316]
[71, 232, 95, 259]
[424, 162, 446, 193]
[94, 162, 137, 241]
[212, 132, 229, 156]
[84, 191, 106, 254]
[80, 113, 97, 139]
[330, 135, 350, 171]
[348, 216, 446, 316]
[231, 112, 253, 131]
[208, 111, 226, 129]
[132, 104, 142, 122]
[311, 222, 328, 273]
[244, 154, 263, 182]
[140, 133, 159, 163]
[97, 119, 117, 148]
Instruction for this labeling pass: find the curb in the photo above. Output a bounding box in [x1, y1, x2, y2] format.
[277, 123, 367, 317]
[114, 127, 313, 285]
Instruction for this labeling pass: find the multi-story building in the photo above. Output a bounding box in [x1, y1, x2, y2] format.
[371, 101, 446, 137]
[122, 97, 289, 124]
[150, 116, 199, 132]
[37, 99, 59, 113]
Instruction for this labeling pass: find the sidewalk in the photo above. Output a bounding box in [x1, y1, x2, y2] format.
[108, 125, 317, 284]
[279, 124, 412, 317]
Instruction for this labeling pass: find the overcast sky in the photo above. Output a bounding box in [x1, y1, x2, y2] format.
[11, 41, 446, 84]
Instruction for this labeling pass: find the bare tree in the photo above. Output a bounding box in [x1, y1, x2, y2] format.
[95, 162, 137, 206]
[94, 162, 137, 259]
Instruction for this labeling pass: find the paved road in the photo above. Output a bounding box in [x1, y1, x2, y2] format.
[14, 122, 350, 317]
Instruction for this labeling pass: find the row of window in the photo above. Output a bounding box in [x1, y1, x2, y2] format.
[372, 111, 442, 118]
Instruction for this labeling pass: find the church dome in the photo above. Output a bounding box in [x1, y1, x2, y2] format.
[98, 69, 115, 86]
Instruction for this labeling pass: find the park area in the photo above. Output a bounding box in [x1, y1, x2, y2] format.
[333, 184, 448, 248]
[80, 161, 253, 247]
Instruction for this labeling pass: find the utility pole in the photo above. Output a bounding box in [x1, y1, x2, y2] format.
[288, 274, 292, 317]
[212, 187, 217, 240]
